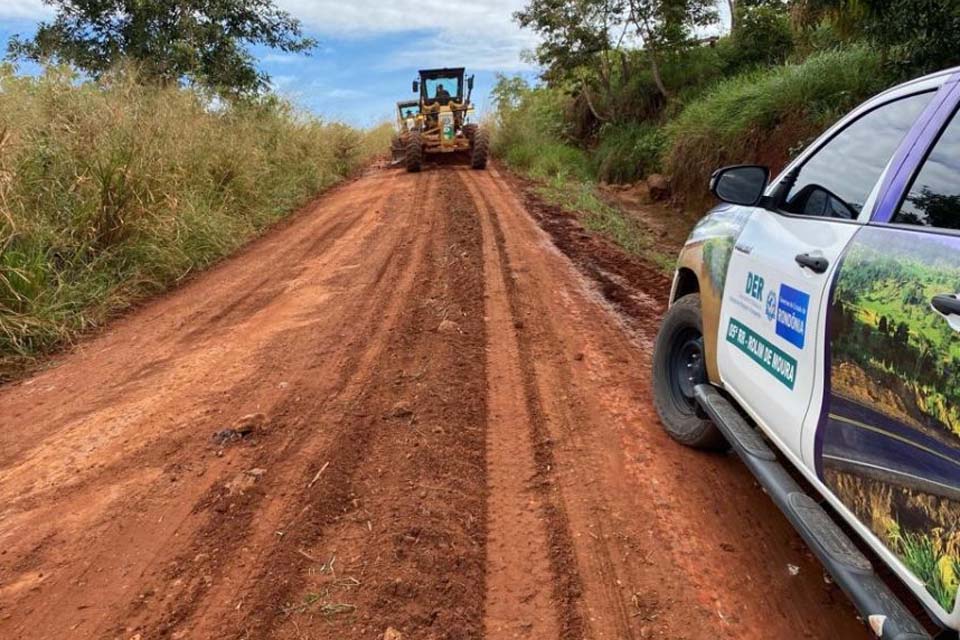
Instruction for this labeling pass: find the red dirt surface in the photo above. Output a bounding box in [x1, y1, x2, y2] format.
[0, 164, 869, 639]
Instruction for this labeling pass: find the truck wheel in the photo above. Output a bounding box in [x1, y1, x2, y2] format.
[471, 128, 489, 170]
[652, 293, 727, 450]
[405, 133, 423, 173]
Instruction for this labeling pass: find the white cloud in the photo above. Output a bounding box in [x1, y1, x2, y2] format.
[383, 30, 535, 72]
[262, 53, 305, 64]
[277, 0, 526, 37]
[271, 74, 297, 88]
[325, 88, 366, 99]
[0, 0, 51, 20]
[276, 0, 538, 71]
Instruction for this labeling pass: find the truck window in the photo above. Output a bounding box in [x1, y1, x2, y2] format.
[892, 108, 960, 231]
[782, 92, 933, 219]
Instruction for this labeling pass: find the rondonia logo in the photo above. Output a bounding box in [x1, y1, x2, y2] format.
[776, 284, 809, 349]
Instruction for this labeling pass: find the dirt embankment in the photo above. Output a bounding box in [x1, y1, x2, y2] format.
[0, 163, 868, 639]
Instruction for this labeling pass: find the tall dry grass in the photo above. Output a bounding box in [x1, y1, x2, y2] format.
[0, 64, 392, 377]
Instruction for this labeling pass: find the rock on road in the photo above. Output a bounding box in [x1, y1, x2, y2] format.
[0, 164, 868, 639]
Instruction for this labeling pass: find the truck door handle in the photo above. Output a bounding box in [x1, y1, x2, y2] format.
[932, 294, 960, 316]
[795, 253, 829, 274]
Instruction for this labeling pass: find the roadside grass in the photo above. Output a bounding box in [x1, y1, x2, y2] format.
[490, 98, 675, 273]
[593, 122, 667, 184]
[665, 46, 890, 206]
[533, 175, 676, 274]
[491, 47, 894, 268]
[0, 65, 392, 378]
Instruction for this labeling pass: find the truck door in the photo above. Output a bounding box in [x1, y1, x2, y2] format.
[819, 96, 960, 620]
[717, 91, 934, 460]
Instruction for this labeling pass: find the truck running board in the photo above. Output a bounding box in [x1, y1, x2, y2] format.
[694, 384, 932, 640]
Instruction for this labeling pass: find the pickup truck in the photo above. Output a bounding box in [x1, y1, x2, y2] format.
[653, 67, 960, 639]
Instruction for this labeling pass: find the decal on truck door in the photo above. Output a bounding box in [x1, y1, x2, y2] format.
[725, 271, 807, 389]
[775, 284, 809, 349]
[725, 318, 797, 389]
[821, 226, 960, 612]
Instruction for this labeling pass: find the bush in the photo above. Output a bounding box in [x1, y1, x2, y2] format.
[664, 46, 890, 208]
[0, 65, 390, 375]
[721, 4, 794, 71]
[491, 75, 593, 182]
[865, 0, 960, 75]
[593, 123, 666, 184]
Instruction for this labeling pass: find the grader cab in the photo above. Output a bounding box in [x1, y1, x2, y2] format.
[398, 67, 488, 172]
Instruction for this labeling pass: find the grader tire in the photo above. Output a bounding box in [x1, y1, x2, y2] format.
[405, 133, 423, 173]
[462, 123, 478, 142]
[390, 136, 405, 162]
[470, 128, 489, 170]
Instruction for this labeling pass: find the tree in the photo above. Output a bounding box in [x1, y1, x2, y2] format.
[6, 0, 316, 96]
[723, 2, 792, 69]
[624, 0, 718, 99]
[792, 0, 960, 73]
[515, 0, 629, 120]
[515, 0, 717, 112]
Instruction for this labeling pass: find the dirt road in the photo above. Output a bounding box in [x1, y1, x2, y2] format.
[0, 164, 869, 639]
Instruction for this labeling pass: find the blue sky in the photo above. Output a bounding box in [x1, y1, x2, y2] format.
[0, 0, 540, 126]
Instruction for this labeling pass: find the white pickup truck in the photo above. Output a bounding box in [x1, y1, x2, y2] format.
[653, 67, 960, 639]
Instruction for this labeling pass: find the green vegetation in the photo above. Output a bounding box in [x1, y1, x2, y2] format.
[594, 123, 666, 184]
[497, 0, 960, 218]
[0, 66, 392, 377]
[665, 45, 888, 203]
[534, 177, 676, 272]
[890, 527, 959, 611]
[6, 0, 315, 96]
[490, 77, 674, 271]
[832, 230, 960, 437]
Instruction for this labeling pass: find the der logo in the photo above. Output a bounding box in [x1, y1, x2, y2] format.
[745, 272, 764, 301]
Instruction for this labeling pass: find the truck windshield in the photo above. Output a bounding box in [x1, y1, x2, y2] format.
[425, 77, 460, 101]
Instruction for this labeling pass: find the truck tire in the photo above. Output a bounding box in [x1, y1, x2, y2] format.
[405, 133, 423, 173]
[471, 128, 489, 170]
[652, 293, 727, 450]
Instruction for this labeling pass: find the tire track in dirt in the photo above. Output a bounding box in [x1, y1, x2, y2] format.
[462, 170, 565, 640]
[228, 169, 490, 640]
[469, 165, 869, 640]
[120, 170, 442, 638]
[0, 169, 431, 639]
[467, 168, 636, 640]
[473, 168, 680, 640]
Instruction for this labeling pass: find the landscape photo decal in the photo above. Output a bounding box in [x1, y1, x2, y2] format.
[822, 225, 960, 613]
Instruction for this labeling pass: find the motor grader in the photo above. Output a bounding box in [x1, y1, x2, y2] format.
[391, 100, 420, 162]
[396, 67, 488, 172]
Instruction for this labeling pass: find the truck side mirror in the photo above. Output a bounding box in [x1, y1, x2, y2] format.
[467, 75, 474, 91]
[710, 165, 769, 207]
[412, 80, 419, 93]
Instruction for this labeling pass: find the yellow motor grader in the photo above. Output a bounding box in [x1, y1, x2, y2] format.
[398, 67, 488, 172]
[391, 100, 420, 162]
